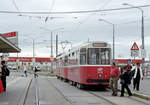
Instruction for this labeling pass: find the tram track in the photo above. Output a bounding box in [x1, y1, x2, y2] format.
[21, 78, 33, 105]
[20, 78, 39, 105]
[88, 91, 117, 105]
[35, 78, 40, 105]
[46, 78, 75, 105]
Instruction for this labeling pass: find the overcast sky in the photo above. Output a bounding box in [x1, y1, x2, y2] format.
[0, 0, 150, 59]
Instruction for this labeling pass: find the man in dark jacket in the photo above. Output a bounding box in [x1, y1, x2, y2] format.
[125, 62, 132, 71]
[1, 61, 8, 91]
[120, 69, 132, 97]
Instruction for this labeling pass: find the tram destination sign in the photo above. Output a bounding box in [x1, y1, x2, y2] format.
[93, 43, 107, 47]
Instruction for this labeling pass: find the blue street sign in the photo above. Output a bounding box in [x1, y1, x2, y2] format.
[127, 59, 131, 63]
[40, 62, 43, 65]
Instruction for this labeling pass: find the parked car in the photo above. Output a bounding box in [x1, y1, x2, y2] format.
[8, 66, 17, 70]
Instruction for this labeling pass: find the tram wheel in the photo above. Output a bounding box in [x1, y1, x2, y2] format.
[77, 83, 83, 89]
[69, 80, 73, 85]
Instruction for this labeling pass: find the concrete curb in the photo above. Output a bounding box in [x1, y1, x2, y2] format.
[133, 92, 150, 101]
[117, 88, 150, 101]
[17, 78, 32, 105]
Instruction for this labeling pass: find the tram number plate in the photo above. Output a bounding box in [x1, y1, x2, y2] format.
[97, 68, 103, 73]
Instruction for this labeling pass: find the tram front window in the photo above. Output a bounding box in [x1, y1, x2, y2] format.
[88, 48, 111, 65]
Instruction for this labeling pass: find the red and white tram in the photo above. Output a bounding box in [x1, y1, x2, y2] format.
[56, 41, 112, 88]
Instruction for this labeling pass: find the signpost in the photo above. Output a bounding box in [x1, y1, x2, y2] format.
[131, 42, 139, 63]
[50, 56, 54, 73]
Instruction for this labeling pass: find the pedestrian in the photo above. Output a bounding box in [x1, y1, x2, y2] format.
[24, 63, 27, 77]
[110, 62, 120, 96]
[34, 66, 38, 78]
[0, 61, 10, 91]
[125, 61, 132, 71]
[120, 68, 132, 97]
[133, 62, 143, 91]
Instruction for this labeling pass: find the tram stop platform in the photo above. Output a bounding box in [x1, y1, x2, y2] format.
[0, 76, 70, 105]
[119, 77, 150, 101]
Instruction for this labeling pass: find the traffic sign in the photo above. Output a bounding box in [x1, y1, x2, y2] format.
[131, 50, 139, 57]
[141, 49, 146, 58]
[131, 42, 139, 50]
[131, 42, 139, 57]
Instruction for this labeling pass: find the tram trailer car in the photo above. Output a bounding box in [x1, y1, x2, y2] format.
[56, 41, 112, 88]
[56, 54, 68, 81]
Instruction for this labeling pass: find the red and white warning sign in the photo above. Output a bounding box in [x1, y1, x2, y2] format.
[131, 42, 139, 57]
[131, 42, 139, 50]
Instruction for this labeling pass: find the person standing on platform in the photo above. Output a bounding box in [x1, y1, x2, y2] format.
[120, 68, 132, 97]
[0, 61, 9, 91]
[110, 62, 120, 96]
[133, 62, 143, 91]
[125, 62, 132, 71]
[24, 63, 27, 77]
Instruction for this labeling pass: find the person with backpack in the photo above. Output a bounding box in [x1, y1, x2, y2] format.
[34, 66, 38, 78]
[0, 61, 10, 91]
[120, 68, 132, 97]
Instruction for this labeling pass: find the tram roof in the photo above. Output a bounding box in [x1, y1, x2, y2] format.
[0, 34, 21, 53]
[57, 41, 111, 58]
[79, 41, 110, 48]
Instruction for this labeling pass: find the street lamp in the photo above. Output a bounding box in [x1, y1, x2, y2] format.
[99, 19, 115, 61]
[123, 3, 145, 69]
[40, 27, 64, 73]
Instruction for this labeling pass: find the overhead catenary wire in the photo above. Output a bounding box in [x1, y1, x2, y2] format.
[72, 0, 113, 35]
[45, 0, 56, 22]
[11, 0, 22, 16]
[0, 5, 150, 14]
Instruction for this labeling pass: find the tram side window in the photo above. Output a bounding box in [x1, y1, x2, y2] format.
[80, 48, 86, 65]
[60, 57, 63, 66]
[64, 56, 68, 66]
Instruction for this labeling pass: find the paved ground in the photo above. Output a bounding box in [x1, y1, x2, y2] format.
[0, 70, 150, 105]
[118, 77, 150, 97]
[135, 78, 150, 96]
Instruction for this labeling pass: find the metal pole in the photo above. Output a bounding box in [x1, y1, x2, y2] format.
[16, 53, 18, 71]
[113, 24, 115, 60]
[51, 32, 53, 73]
[141, 10, 145, 70]
[123, 3, 145, 70]
[56, 34, 58, 57]
[99, 19, 115, 61]
[33, 40, 35, 71]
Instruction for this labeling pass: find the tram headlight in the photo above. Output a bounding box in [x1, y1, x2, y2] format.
[99, 74, 101, 78]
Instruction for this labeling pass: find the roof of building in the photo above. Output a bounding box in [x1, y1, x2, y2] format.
[0, 35, 21, 53]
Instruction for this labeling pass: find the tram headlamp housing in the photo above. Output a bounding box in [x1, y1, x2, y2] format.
[99, 74, 101, 78]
